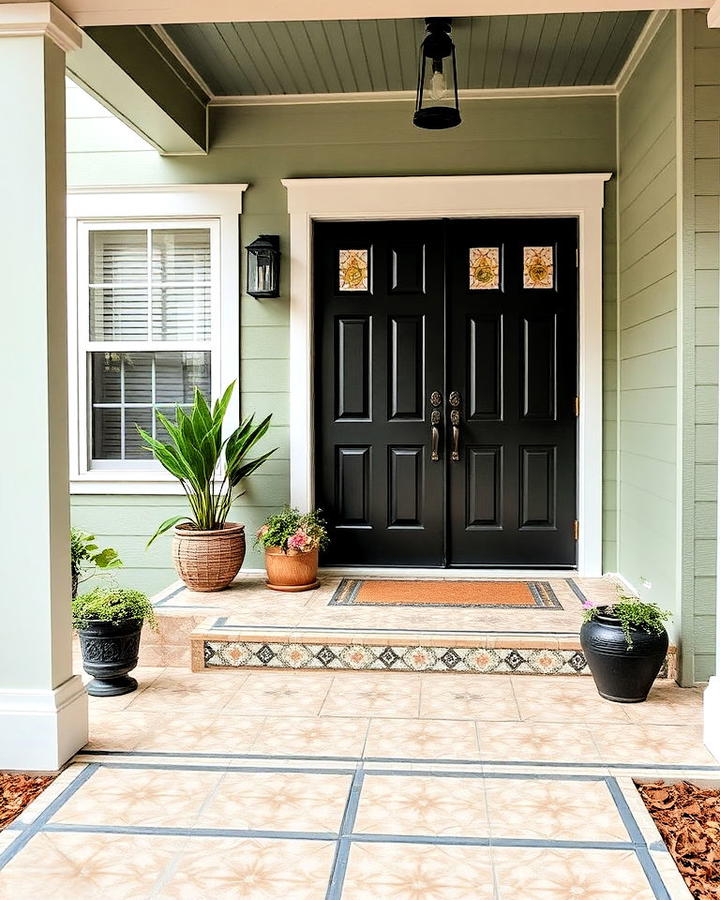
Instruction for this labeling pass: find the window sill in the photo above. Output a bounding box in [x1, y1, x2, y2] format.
[71, 474, 186, 496]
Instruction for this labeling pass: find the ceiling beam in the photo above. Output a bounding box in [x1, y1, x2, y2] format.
[66, 24, 208, 153]
[43, 0, 707, 28]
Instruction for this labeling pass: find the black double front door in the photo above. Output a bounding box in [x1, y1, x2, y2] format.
[314, 218, 578, 568]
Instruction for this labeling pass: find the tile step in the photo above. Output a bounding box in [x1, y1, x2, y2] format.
[190, 623, 677, 678]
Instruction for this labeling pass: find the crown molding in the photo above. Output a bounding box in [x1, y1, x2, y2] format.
[614, 9, 669, 94]
[708, 0, 720, 27]
[0, 2, 82, 52]
[210, 83, 617, 107]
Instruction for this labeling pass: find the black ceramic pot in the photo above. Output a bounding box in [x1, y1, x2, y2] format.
[580, 608, 668, 703]
[77, 618, 143, 697]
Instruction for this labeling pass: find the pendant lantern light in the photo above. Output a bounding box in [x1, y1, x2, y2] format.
[413, 17, 461, 130]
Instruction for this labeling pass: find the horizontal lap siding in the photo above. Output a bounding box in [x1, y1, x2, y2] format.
[68, 92, 617, 593]
[617, 17, 679, 639]
[690, 11, 720, 682]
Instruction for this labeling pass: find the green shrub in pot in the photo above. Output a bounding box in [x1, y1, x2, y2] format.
[73, 586, 156, 697]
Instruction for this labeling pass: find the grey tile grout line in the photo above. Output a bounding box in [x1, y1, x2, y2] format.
[0, 763, 100, 871]
[326, 766, 364, 900]
[0, 759, 684, 898]
[76, 748, 720, 771]
[605, 776, 671, 900]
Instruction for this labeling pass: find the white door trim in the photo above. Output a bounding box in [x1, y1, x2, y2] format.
[282, 173, 611, 576]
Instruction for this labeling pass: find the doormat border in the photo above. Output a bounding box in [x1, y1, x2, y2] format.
[328, 578, 563, 610]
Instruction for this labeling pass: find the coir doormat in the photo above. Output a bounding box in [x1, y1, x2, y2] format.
[329, 578, 562, 609]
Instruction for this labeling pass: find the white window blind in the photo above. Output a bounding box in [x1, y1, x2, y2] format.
[83, 223, 216, 465]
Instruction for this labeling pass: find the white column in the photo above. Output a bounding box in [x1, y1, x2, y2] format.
[0, 2, 87, 770]
[704, 8, 720, 761]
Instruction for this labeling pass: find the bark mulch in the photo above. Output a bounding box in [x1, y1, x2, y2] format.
[0, 773, 55, 830]
[638, 780, 720, 899]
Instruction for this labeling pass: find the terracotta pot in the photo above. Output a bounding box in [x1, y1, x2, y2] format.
[265, 546, 319, 592]
[172, 522, 246, 592]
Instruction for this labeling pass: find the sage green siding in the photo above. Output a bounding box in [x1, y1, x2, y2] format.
[682, 11, 720, 683]
[67, 93, 617, 591]
[616, 16, 680, 642]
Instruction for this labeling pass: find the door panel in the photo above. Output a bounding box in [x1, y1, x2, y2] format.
[446, 218, 578, 566]
[315, 221, 445, 565]
[315, 217, 578, 568]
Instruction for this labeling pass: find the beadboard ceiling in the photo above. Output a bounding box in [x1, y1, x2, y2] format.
[162, 12, 649, 97]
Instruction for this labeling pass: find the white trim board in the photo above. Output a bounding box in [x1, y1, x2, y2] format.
[283, 173, 610, 577]
[67, 184, 247, 495]
[210, 84, 617, 107]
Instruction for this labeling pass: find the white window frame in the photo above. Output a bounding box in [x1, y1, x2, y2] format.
[67, 185, 247, 494]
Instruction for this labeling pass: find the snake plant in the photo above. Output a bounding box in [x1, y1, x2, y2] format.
[137, 382, 275, 545]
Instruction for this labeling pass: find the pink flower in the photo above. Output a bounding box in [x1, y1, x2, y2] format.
[288, 528, 310, 551]
[582, 600, 595, 610]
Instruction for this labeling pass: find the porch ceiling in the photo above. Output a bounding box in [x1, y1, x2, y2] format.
[161, 12, 649, 98]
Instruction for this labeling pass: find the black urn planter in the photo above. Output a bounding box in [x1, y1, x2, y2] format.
[77, 618, 143, 697]
[580, 608, 668, 703]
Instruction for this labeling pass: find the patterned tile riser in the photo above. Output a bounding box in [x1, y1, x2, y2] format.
[200, 640, 675, 677]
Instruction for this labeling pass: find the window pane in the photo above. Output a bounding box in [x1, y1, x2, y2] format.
[123, 408, 153, 460]
[152, 229, 210, 283]
[90, 287, 149, 341]
[90, 351, 211, 461]
[90, 230, 147, 284]
[92, 408, 121, 459]
[155, 351, 211, 404]
[124, 354, 153, 403]
[151, 286, 211, 341]
[92, 353, 121, 403]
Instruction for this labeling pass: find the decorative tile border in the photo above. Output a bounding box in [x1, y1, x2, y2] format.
[202, 640, 591, 674]
[200, 639, 676, 678]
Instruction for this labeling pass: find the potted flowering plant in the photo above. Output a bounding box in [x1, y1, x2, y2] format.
[580, 595, 671, 703]
[256, 507, 328, 592]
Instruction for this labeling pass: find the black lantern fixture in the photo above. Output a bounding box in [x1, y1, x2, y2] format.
[245, 234, 280, 298]
[413, 18, 461, 130]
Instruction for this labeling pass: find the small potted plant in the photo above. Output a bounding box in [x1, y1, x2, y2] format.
[256, 507, 328, 592]
[73, 586, 157, 697]
[138, 382, 276, 592]
[580, 595, 671, 703]
[70, 528, 122, 598]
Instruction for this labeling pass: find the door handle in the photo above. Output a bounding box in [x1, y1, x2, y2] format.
[430, 391, 442, 461]
[449, 391, 461, 461]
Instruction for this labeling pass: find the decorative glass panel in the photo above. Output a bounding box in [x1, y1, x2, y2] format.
[523, 246, 554, 289]
[339, 249, 369, 292]
[469, 247, 500, 290]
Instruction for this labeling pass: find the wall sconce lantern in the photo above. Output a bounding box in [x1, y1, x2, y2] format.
[413, 17, 461, 130]
[246, 234, 280, 298]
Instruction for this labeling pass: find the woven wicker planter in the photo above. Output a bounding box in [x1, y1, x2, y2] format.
[172, 522, 246, 592]
[265, 547, 319, 592]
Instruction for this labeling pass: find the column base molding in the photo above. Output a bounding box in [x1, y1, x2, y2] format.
[703, 675, 720, 761]
[0, 675, 88, 771]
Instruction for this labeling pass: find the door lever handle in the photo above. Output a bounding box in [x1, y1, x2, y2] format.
[431, 410, 441, 461]
[430, 391, 442, 461]
[450, 410, 460, 461]
[449, 391, 461, 462]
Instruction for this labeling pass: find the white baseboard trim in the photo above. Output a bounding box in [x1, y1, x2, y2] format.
[0, 675, 88, 772]
[603, 571, 639, 597]
[704, 676, 720, 761]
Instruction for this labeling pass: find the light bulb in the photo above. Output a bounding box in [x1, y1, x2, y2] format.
[430, 68, 447, 101]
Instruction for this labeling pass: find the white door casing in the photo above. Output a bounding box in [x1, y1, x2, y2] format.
[283, 174, 611, 575]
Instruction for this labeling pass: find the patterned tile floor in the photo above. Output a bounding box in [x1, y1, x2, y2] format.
[1, 666, 717, 898]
